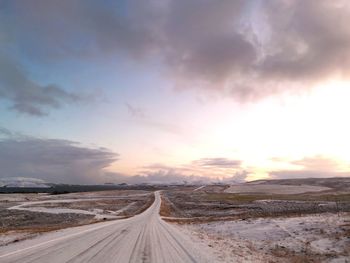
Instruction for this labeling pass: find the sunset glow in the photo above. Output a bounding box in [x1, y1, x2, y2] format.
[1, 0, 350, 184]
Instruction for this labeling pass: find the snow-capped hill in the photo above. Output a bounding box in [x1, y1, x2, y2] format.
[0, 177, 50, 188]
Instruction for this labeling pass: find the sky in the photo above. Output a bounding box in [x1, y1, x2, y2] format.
[1, 0, 350, 184]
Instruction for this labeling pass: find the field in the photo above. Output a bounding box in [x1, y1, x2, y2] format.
[0, 178, 350, 262]
[0, 190, 154, 246]
[160, 178, 350, 262]
[179, 213, 350, 262]
[160, 189, 350, 222]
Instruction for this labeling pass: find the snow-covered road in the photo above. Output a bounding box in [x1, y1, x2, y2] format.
[0, 191, 210, 263]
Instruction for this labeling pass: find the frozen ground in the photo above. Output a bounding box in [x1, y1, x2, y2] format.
[1, 180, 349, 262]
[224, 184, 331, 194]
[8, 198, 125, 219]
[0, 190, 154, 247]
[161, 178, 350, 222]
[178, 213, 350, 262]
[0, 192, 213, 263]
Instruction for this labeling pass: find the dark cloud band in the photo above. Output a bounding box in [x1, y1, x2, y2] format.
[0, 136, 118, 184]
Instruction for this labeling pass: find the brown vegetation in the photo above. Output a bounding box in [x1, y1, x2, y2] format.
[160, 186, 350, 223]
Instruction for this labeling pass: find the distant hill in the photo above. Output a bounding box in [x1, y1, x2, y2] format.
[0, 177, 50, 188]
[248, 177, 350, 191]
[0, 181, 162, 194]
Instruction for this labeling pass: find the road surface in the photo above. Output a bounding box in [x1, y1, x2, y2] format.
[0, 191, 210, 263]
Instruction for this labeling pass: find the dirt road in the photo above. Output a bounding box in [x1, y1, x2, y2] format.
[0, 191, 210, 263]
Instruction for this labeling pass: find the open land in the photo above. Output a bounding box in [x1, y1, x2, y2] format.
[0, 178, 349, 262]
[0, 190, 154, 246]
[160, 178, 350, 262]
[0, 191, 212, 263]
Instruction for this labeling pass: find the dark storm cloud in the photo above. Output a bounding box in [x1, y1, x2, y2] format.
[192, 158, 242, 168]
[0, 53, 78, 116]
[0, 137, 119, 184]
[2, 0, 350, 110]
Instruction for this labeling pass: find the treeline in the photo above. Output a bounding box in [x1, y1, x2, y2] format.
[0, 184, 160, 194]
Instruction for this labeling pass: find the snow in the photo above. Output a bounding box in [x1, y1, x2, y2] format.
[178, 213, 350, 262]
[224, 184, 331, 194]
[0, 177, 49, 188]
[0, 192, 213, 263]
[0, 232, 37, 247]
[8, 198, 122, 219]
[193, 186, 206, 191]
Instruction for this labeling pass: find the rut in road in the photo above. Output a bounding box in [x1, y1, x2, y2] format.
[0, 191, 211, 263]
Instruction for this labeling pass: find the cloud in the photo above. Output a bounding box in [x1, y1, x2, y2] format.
[269, 155, 350, 179]
[193, 158, 242, 168]
[0, 136, 118, 184]
[3, 0, 350, 104]
[125, 103, 146, 118]
[138, 157, 248, 184]
[0, 127, 13, 137]
[0, 52, 79, 116]
[0, 126, 29, 140]
[107, 168, 246, 185]
[125, 102, 183, 135]
[259, 0, 350, 81]
[109, 170, 215, 185]
[0, 129, 247, 184]
[270, 170, 350, 180]
[291, 155, 343, 171]
[0, 0, 156, 61]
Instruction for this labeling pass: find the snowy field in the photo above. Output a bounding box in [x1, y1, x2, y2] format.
[179, 213, 350, 262]
[1, 180, 350, 262]
[224, 184, 331, 194]
[0, 190, 154, 247]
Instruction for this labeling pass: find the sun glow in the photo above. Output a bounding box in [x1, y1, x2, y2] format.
[167, 80, 350, 178]
[108, 80, 350, 180]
